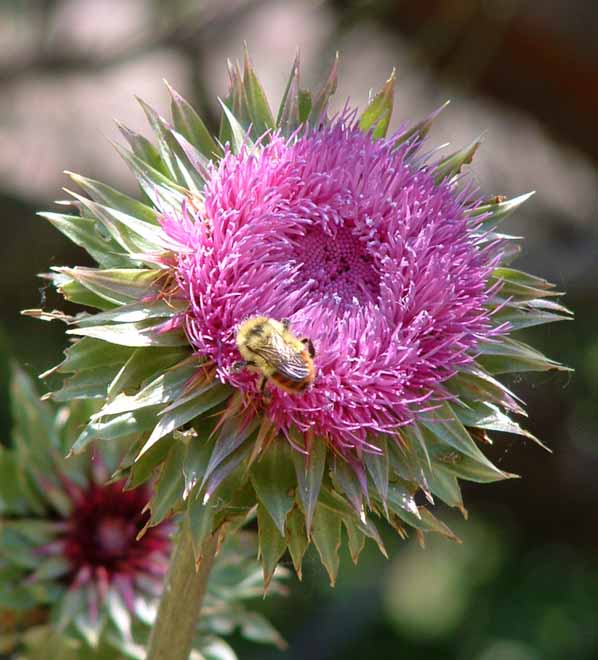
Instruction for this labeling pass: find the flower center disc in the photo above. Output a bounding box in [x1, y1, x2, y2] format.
[296, 227, 379, 306]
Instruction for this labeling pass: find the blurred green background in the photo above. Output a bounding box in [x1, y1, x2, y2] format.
[1, 1, 596, 659]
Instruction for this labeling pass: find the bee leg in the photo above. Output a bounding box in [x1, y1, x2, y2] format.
[281, 318, 291, 330]
[301, 337, 316, 358]
[231, 360, 255, 373]
[259, 376, 272, 405]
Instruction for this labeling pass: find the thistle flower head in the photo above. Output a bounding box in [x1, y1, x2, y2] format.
[162, 120, 501, 449]
[30, 53, 571, 587]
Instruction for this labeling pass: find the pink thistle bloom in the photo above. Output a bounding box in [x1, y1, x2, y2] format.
[36, 54, 569, 584]
[162, 120, 503, 451]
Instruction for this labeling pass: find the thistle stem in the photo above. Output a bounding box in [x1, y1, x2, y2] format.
[147, 518, 221, 660]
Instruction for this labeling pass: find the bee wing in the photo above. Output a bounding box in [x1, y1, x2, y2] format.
[252, 332, 310, 382]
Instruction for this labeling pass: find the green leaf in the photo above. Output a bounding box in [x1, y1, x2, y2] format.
[68, 191, 173, 254]
[55, 587, 85, 631]
[107, 346, 189, 399]
[68, 318, 188, 347]
[99, 361, 197, 416]
[58, 267, 161, 306]
[240, 611, 286, 649]
[466, 191, 535, 228]
[53, 275, 116, 309]
[125, 435, 172, 489]
[198, 636, 237, 660]
[491, 302, 572, 331]
[147, 440, 186, 525]
[343, 518, 366, 564]
[331, 459, 364, 514]
[218, 100, 250, 154]
[53, 364, 124, 401]
[477, 337, 568, 373]
[25, 556, 70, 582]
[114, 142, 187, 213]
[393, 506, 460, 543]
[492, 267, 560, 299]
[421, 402, 501, 465]
[139, 384, 232, 456]
[434, 135, 483, 183]
[243, 48, 275, 138]
[250, 439, 295, 536]
[393, 101, 450, 150]
[67, 171, 159, 224]
[200, 416, 256, 493]
[202, 441, 251, 509]
[291, 434, 326, 535]
[116, 121, 167, 175]
[358, 69, 395, 138]
[364, 438, 389, 510]
[257, 503, 287, 592]
[187, 498, 216, 561]
[137, 97, 206, 192]
[424, 435, 514, 483]
[426, 466, 465, 512]
[167, 82, 222, 160]
[39, 213, 129, 268]
[446, 367, 524, 414]
[311, 503, 341, 586]
[285, 506, 309, 579]
[182, 431, 217, 499]
[69, 406, 161, 455]
[169, 129, 211, 183]
[58, 337, 133, 374]
[297, 90, 312, 123]
[276, 54, 300, 131]
[453, 399, 542, 445]
[11, 364, 57, 449]
[386, 480, 419, 518]
[78, 299, 184, 328]
[0, 448, 28, 514]
[310, 53, 338, 124]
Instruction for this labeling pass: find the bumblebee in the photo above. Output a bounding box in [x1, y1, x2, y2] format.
[234, 316, 316, 395]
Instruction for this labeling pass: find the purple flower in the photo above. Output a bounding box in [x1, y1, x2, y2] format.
[49, 477, 171, 612]
[36, 54, 569, 584]
[162, 120, 503, 451]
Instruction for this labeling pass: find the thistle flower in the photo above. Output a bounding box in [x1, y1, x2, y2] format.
[29, 53, 571, 587]
[0, 368, 286, 659]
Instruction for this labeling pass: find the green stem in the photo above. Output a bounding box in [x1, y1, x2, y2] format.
[147, 518, 221, 660]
